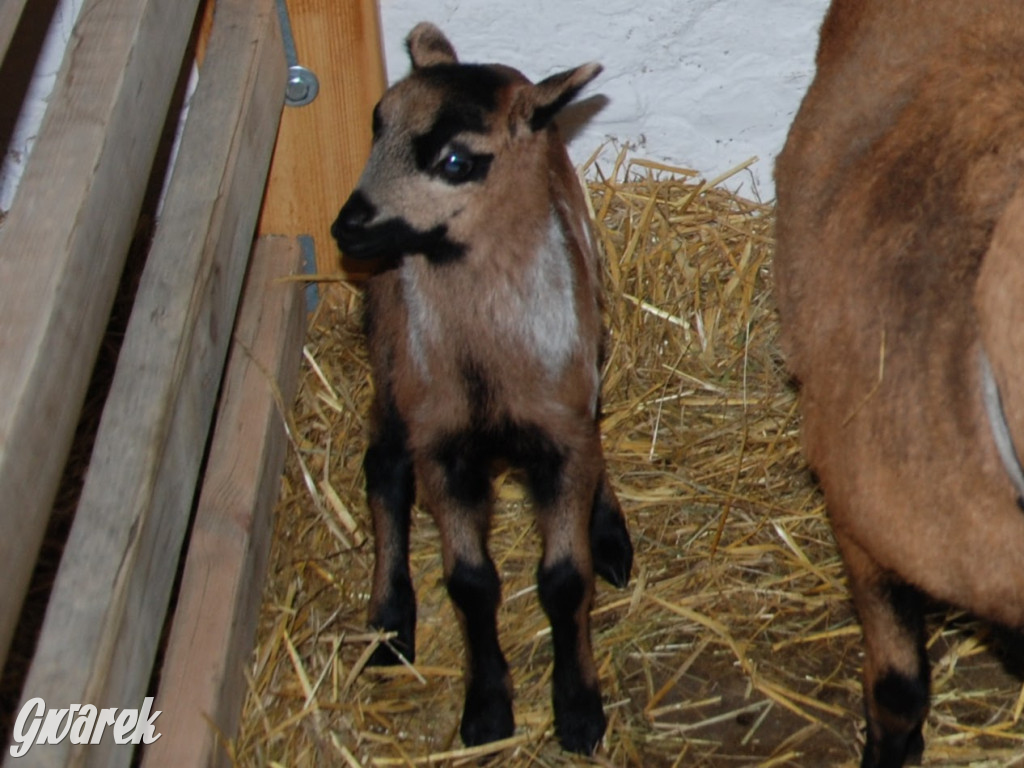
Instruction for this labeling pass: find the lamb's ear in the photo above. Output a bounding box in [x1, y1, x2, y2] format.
[406, 22, 458, 68]
[515, 62, 602, 132]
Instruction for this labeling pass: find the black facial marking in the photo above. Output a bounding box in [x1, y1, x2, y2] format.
[409, 64, 511, 182]
[417, 63, 509, 115]
[332, 190, 376, 244]
[414, 105, 487, 172]
[332, 200, 467, 265]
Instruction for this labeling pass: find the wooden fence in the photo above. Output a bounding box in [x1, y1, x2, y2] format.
[0, 0, 383, 764]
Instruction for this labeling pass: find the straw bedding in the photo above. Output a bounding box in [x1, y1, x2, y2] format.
[231, 151, 1024, 767]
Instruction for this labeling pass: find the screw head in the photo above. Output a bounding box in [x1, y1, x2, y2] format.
[285, 65, 319, 107]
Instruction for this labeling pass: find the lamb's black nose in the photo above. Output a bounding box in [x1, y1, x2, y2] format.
[331, 191, 375, 247]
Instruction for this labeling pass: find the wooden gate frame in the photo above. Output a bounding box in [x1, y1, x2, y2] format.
[0, 0, 384, 765]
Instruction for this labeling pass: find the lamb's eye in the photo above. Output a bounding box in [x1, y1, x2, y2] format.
[439, 151, 474, 182]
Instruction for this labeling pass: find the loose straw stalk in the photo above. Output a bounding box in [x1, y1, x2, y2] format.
[233, 149, 1024, 767]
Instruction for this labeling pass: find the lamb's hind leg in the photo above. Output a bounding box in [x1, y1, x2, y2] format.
[839, 532, 929, 768]
[590, 470, 633, 588]
[365, 395, 417, 666]
[529, 426, 608, 755]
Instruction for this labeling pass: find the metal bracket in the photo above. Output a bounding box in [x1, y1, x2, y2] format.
[276, 0, 320, 107]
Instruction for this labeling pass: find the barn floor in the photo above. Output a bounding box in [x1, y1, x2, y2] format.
[230, 152, 1024, 767]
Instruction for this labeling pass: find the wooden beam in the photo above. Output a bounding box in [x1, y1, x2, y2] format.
[0, 0, 203, 671]
[141, 235, 304, 768]
[0, 0, 29, 64]
[4, 0, 286, 765]
[258, 0, 386, 288]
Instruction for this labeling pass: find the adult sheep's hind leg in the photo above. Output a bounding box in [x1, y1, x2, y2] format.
[365, 395, 418, 666]
[839, 532, 929, 768]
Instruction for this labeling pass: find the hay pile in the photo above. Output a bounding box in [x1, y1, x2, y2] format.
[231, 151, 1024, 767]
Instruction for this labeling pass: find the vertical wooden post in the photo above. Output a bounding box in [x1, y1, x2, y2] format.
[258, 0, 386, 297]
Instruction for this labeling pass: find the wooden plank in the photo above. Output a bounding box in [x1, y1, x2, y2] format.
[0, 0, 202, 671]
[0, 0, 29, 64]
[258, 0, 386, 287]
[141, 235, 304, 768]
[4, 1, 286, 766]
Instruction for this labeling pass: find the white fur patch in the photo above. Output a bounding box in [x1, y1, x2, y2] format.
[398, 213, 585, 388]
[400, 264, 439, 378]
[511, 214, 581, 376]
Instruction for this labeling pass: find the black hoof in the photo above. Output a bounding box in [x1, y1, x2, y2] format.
[590, 479, 633, 588]
[460, 687, 515, 747]
[366, 638, 414, 667]
[553, 686, 606, 755]
[367, 579, 417, 667]
[861, 722, 924, 768]
[591, 517, 633, 588]
[366, 611, 415, 667]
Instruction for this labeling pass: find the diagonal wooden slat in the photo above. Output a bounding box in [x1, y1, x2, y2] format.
[4, 0, 286, 764]
[141, 235, 304, 768]
[0, 0, 203, 671]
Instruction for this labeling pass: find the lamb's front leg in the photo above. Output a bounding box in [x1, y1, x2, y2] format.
[365, 395, 417, 666]
[424, 437, 515, 747]
[530, 429, 608, 755]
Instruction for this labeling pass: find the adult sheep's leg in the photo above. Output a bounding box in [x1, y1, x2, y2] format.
[839, 532, 929, 768]
[364, 394, 418, 666]
[425, 435, 514, 747]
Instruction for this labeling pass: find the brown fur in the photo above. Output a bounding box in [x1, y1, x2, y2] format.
[333, 23, 632, 756]
[775, 2, 1024, 766]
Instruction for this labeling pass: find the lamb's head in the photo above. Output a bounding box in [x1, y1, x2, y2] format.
[331, 22, 601, 267]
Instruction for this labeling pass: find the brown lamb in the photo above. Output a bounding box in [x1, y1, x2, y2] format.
[331, 22, 633, 756]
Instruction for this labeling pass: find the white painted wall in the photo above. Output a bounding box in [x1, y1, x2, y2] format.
[380, 0, 831, 199]
[1, 1, 830, 211]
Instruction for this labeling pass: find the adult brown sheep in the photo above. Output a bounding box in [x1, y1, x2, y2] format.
[774, 2, 1024, 767]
